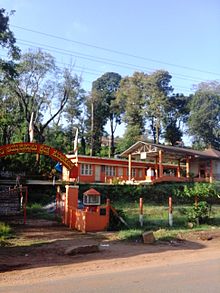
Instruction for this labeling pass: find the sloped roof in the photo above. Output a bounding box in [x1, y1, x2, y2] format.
[120, 141, 219, 160]
[202, 148, 220, 158]
[83, 188, 100, 196]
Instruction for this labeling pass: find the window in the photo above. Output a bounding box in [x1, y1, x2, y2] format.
[105, 166, 116, 176]
[83, 195, 100, 205]
[132, 168, 136, 177]
[138, 169, 142, 177]
[118, 167, 123, 177]
[81, 164, 92, 175]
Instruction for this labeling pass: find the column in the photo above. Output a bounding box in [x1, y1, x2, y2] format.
[155, 156, 158, 179]
[128, 154, 132, 181]
[177, 159, 181, 178]
[186, 156, 190, 178]
[159, 150, 163, 178]
[210, 160, 213, 183]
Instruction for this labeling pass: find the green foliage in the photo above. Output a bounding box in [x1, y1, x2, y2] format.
[117, 229, 143, 241]
[144, 70, 173, 143]
[163, 120, 183, 145]
[0, 221, 12, 238]
[79, 182, 220, 206]
[163, 94, 189, 145]
[116, 125, 142, 152]
[108, 208, 128, 231]
[26, 203, 55, 220]
[0, 8, 20, 81]
[116, 72, 147, 139]
[178, 183, 219, 199]
[187, 201, 209, 225]
[27, 186, 55, 205]
[188, 83, 220, 149]
[86, 72, 122, 156]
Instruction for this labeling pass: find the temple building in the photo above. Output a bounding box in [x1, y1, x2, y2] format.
[62, 141, 220, 184]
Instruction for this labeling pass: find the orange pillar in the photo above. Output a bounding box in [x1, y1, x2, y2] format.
[128, 154, 132, 181]
[186, 156, 190, 178]
[65, 185, 79, 226]
[177, 160, 181, 178]
[210, 160, 213, 183]
[155, 156, 158, 179]
[159, 150, 163, 178]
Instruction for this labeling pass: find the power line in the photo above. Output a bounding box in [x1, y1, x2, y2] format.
[12, 25, 220, 77]
[0, 52, 200, 93]
[16, 39, 206, 83]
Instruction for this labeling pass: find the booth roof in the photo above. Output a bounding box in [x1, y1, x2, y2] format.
[83, 188, 101, 196]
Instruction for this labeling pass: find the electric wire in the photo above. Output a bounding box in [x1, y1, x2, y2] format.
[12, 25, 220, 77]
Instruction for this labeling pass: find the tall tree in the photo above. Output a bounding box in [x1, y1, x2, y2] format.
[144, 70, 173, 144]
[85, 93, 107, 156]
[116, 72, 147, 149]
[0, 85, 23, 144]
[188, 82, 220, 149]
[163, 94, 190, 145]
[86, 72, 121, 156]
[90, 72, 122, 156]
[9, 49, 83, 144]
[0, 8, 20, 80]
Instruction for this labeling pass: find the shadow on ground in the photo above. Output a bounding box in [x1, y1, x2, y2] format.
[0, 217, 217, 273]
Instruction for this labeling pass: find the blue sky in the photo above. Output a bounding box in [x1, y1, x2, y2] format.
[1, 0, 220, 141]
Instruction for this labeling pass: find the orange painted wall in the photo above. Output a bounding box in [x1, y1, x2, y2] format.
[75, 206, 110, 232]
[64, 185, 78, 226]
[63, 155, 180, 184]
[63, 185, 110, 232]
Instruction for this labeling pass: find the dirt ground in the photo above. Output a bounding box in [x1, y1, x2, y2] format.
[1, 218, 220, 286]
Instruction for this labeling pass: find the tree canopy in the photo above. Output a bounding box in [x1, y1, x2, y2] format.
[0, 9, 20, 80]
[188, 82, 220, 149]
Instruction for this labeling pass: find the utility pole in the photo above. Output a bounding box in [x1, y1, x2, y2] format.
[90, 99, 94, 156]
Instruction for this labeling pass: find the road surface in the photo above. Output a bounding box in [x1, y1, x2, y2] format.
[1, 257, 220, 293]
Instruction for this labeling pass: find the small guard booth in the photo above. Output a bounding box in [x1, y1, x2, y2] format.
[59, 186, 110, 233]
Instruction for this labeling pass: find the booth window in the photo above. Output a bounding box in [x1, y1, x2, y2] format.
[83, 195, 101, 205]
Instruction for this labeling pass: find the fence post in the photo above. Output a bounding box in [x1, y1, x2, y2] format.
[168, 196, 173, 227]
[139, 197, 143, 227]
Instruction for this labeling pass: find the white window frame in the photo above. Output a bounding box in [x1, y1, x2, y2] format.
[105, 166, 116, 176]
[118, 167, 123, 177]
[132, 168, 136, 178]
[81, 164, 92, 175]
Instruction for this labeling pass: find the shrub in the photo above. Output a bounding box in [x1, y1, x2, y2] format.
[0, 222, 12, 238]
[108, 208, 128, 231]
[187, 201, 209, 225]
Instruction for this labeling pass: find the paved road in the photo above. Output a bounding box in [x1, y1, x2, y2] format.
[1, 257, 220, 293]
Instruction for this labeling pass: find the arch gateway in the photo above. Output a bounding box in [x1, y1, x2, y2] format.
[0, 142, 75, 171]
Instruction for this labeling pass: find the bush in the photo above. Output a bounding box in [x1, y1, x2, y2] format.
[108, 208, 128, 231]
[0, 222, 12, 238]
[187, 201, 209, 225]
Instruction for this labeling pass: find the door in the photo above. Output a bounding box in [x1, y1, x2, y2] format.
[95, 165, 101, 182]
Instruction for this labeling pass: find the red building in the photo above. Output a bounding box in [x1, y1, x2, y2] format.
[62, 154, 149, 183]
[62, 142, 220, 184]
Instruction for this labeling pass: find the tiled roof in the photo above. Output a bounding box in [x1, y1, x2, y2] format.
[120, 141, 220, 159]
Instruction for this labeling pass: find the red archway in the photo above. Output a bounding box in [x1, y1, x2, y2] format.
[0, 142, 75, 171]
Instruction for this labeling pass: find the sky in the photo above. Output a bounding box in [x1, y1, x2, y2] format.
[1, 0, 220, 141]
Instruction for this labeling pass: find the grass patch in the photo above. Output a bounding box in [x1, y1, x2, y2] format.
[0, 222, 13, 246]
[110, 202, 220, 242]
[117, 229, 143, 241]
